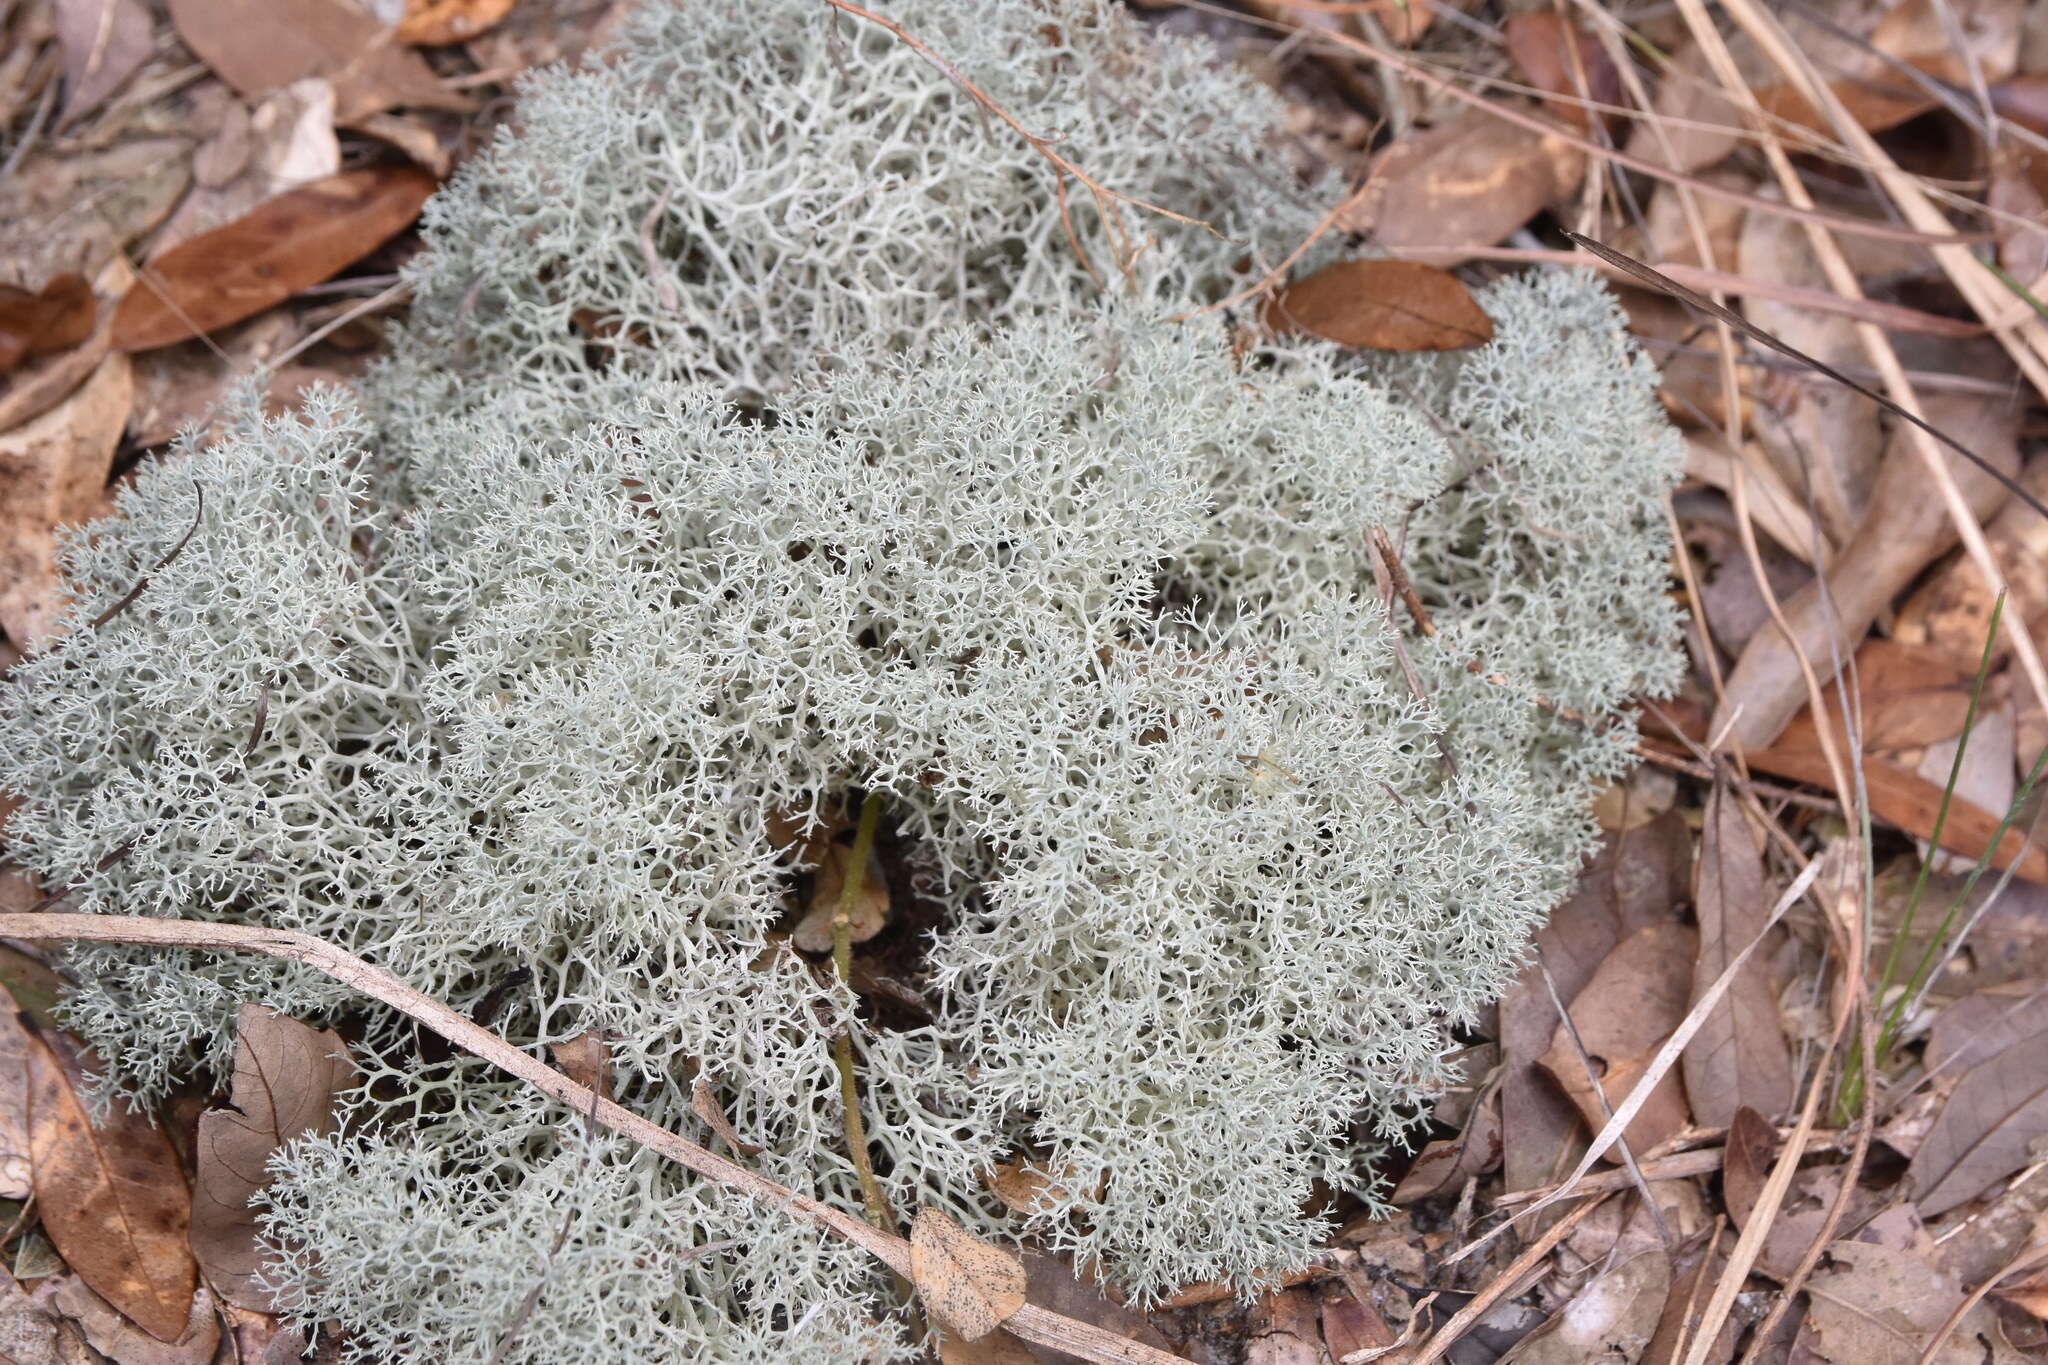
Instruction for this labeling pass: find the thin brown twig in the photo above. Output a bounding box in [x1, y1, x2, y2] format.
[0, 912, 1181, 1365]
[830, 792, 894, 1236]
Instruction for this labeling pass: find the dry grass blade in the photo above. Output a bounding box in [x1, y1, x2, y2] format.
[0, 912, 1185, 1365]
[1561, 230, 2048, 526]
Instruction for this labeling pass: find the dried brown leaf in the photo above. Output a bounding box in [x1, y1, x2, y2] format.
[911, 1207, 1028, 1342]
[165, 0, 469, 120]
[113, 167, 436, 352]
[0, 352, 130, 649]
[1392, 1086, 1500, 1203]
[0, 274, 94, 378]
[1245, 1288, 1323, 1365]
[1496, 1246, 1670, 1365]
[1538, 921, 1697, 1156]
[0, 999, 36, 1199]
[1345, 106, 1583, 260]
[792, 841, 889, 954]
[49, 1277, 220, 1364]
[1926, 985, 2048, 1079]
[1909, 1000, 2048, 1215]
[690, 1075, 763, 1157]
[1755, 0, 2021, 136]
[27, 1031, 196, 1341]
[1897, 456, 2048, 676]
[1262, 260, 1493, 352]
[1014, 1251, 1174, 1363]
[550, 1030, 611, 1099]
[0, 1276, 59, 1365]
[191, 1005, 353, 1311]
[1805, 1240, 2018, 1365]
[1683, 785, 1793, 1128]
[1721, 1104, 1778, 1232]
[397, 0, 515, 45]
[1503, 12, 1622, 132]
[54, 0, 152, 126]
[935, 1319, 1037, 1365]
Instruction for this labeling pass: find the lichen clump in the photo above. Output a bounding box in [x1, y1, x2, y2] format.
[0, 0, 1683, 1359]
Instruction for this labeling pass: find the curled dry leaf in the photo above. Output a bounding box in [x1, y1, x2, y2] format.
[550, 1030, 611, 1099]
[1343, 106, 1583, 260]
[192, 1005, 355, 1312]
[113, 166, 437, 352]
[27, 1030, 196, 1342]
[0, 352, 130, 650]
[0, 274, 94, 378]
[1538, 921, 1698, 1157]
[1909, 995, 2048, 1216]
[398, 0, 516, 45]
[1503, 12, 1622, 132]
[1261, 260, 1493, 353]
[690, 1075, 762, 1157]
[1896, 456, 2048, 675]
[910, 1207, 1029, 1342]
[1683, 784, 1793, 1129]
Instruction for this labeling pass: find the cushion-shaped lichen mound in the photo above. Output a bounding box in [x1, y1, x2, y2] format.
[0, 273, 1680, 1359]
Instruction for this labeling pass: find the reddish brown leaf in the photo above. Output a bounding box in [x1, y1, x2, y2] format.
[1755, 0, 2020, 136]
[113, 167, 436, 352]
[0, 274, 95, 377]
[1683, 784, 1793, 1129]
[1503, 13, 1622, 132]
[1016, 1250, 1175, 1362]
[792, 840, 890, 953]
[27, 1031, 195, 1341]
[1538, 921, 1697, 1156]
[1720, 1105, 1777, 1232]
[191, 1005, 354, 1312]
[1263, 260, 1493, 352]
[398, 0, 516, 45]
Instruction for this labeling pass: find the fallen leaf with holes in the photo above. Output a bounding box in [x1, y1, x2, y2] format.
[1909, 998, 2048, 1216]
[398, 0, 515, 45]
[113, 167, 436, 352]
[551, 1030, 611, 1099]
[191, 1005, 354, 1312]
[911, 1208, 1027, 1342]
[165, 0, 469, 121]
[1684, 784, 1793, 1129]
[28, 1030, 196, 1341]
[1496, 1246, 1669, 1365]
[54, 0, 153, 126]
[1342, 106, 1582, 260]
[0, 352, 129, 649]
[1503, 12, 1622, 132]
[1262, 260, 1492, 352]
[792, 841, 889, 954]
[0, 274, 94, 378]
[1805, 1241, 2015, 1365]
[50, 1276, 220, 1364]
[1539, 921, 1697, 1156]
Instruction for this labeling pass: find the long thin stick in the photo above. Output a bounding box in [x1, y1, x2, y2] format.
[0, 913, 1183, 1365]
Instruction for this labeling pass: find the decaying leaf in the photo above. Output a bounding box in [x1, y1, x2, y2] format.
[113, 166, 436, 352]
[985, 1158, 1090, 1219]
[0, 274, 95, 377]
[165, 0, 469, 121]
[49, 1276, 220, 1365]
[0, 1275, 58, 1365]
[27, 1031, 196, 1341]
[910, 1207, 1028, 1342]
[1245, 1287, 1325, 1365]
[1721, 1105, 1778, 1233]
[550, 1030, 611, 1099]
[1393, 1085, 1501, 1204]
[1897, 456, 2048, 676]
[1927, 985, 2048, 1080]
[191, 1005, 355, 1311]
[1683, 785, 1793, 1129]
[1343, 105, 1583, 260]
[690, 1075, 762, 1157]
[1805, 1240, 2017, 1365]
[0, 999, 36, 1199]
[792, 840, 889, 954]
[1014, 1250, 1174, 1363]
[1262, 260, 1493, 352]
[1538, 921, 1697, 1156]
[54, 0, 153, 126]
[1496, 1246, 1670, 1365]
[0, 352, 130, 649]
[1909, 996, 2048, 1216]
[398, 0, 516, 45]
[1503, 12, 1622, 132]
[1753, 0, 2021, 136]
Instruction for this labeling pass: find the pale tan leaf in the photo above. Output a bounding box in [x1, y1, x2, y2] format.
[54, 0, 153, 126]
[792, 842, 889, 954]
[397, 0, 515, 45]
[1806, 1241, 2020, 1365]
[1245, 1288, 1323, 1365]
[1347, 106, 1583, 260]
[690, 1075, 762, 1157]
[1496, 1247, 1669, 1365]
[191, 1005, 354, 1312]
[27, 1032, 196, 1341]
[49, 1277, 219, 1364]
[911, 1207, 1028, 1342]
